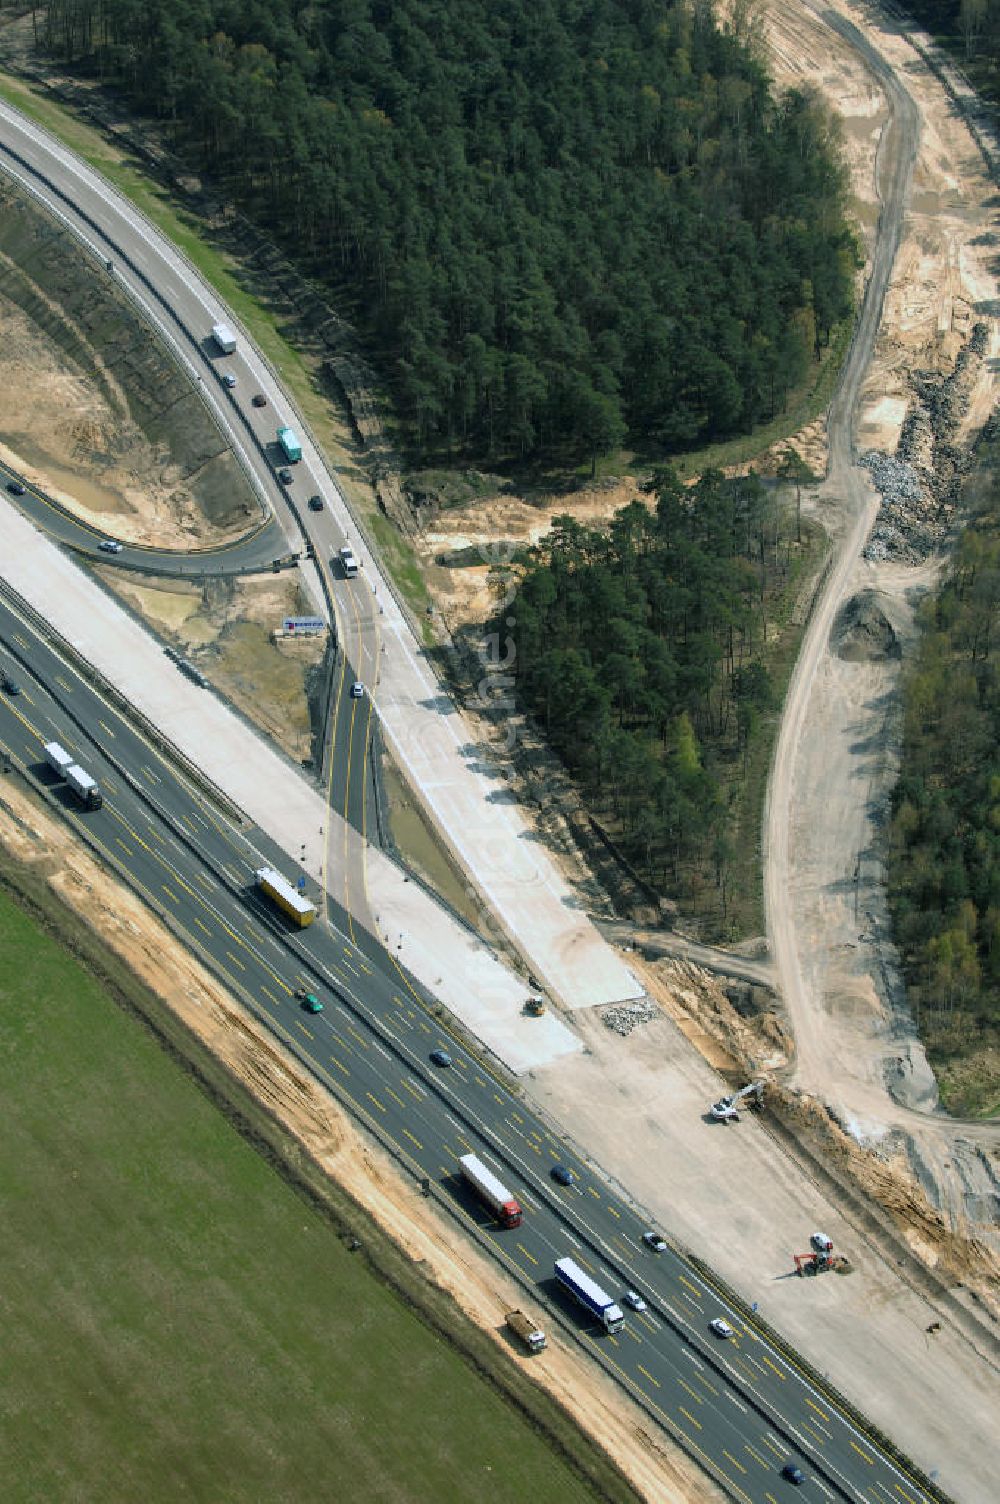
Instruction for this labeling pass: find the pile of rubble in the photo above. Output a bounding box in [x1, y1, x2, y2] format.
[860, 322, 986, 564]
[858, 451, 946, 563]
[602, 997, 659, 1036]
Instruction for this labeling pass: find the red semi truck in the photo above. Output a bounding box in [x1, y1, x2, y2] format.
[459, 1153, 523, 1228]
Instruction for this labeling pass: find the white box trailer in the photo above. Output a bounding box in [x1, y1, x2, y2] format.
[554, 1257, 623, 1331]
[211, 322, 237, 354]
[44, 740, 75, 777]
[459, 1153, 522, 1227]
[65, 763, 103, 810]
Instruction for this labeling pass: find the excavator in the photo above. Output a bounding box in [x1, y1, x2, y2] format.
[794, 1232, 850, 1276]
[709, 1080, 764, 1123]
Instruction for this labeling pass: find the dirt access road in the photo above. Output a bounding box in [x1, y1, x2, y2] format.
[764, 0, 1000, 1238]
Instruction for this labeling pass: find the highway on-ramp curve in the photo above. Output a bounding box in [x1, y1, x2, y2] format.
[0, 598, 936, 1504]
[0, 94, 640, 1014]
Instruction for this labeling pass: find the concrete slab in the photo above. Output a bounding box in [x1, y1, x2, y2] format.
[375, 608, 643, 1010]
[0, 499, 580, 1074]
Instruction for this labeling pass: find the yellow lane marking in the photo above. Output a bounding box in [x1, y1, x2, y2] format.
[385, 1087, 406, 1110]
[402, 1128, 423, 1150]
[607, 1205, 621, 1219]
[678, 1405, 702, 1431]
[762, 1436, 785, 1459]
[260, 987, 280, 1006]
[98, 720, 116, 738]
[161, 885, 179, 904]
[637, 1364, 660, 1389]
[894, 1485, 918, 1504]
[511, 1112, 523, 1124]
[587, 1186, 601, 1199]
[693, 1370, 719, 1396]
[194, 918, 212, 936]
[806, 1397, 829, 1423]
[723, 1450, 748, 1475]
[851, 1442, 875, 1466]
[116, 838, 133, 855]
[329, 1054, 349, 1076]
[297, 1022, 314, 1039]
[580, 1335, 752, 1504]
[366, 1092, 386, 1114]
[679, 1276, 702, 1298]
[745, 1445, 768, 1468]
[402, 1080, 424, 1101]
[677, 1378, 703, 1405]
[347, 1025, 369, 1048]
[761, 1355, 786, 1380]
[225, 950, 246, 971]
[517, 1243, 538, 1267]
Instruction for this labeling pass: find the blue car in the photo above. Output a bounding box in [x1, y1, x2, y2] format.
[781, 1463, 805, 1486]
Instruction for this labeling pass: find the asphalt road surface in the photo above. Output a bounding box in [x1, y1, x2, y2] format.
[0, 596, 936, 1504]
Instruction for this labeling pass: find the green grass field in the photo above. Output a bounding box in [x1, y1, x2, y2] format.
[0, 878, 632, 1504]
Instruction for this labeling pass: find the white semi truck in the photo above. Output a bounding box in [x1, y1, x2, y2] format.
[44, 741, 103, 809]
[211, 322, 237, 354]
[554, 1257, 623, 1331]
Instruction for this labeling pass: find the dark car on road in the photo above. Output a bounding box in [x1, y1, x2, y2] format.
[550, 1164, 577, 1186]
[429, 1048, 453, 1068]
[1, 674, 20, 695]
[278, 467, 293, 485]
[6, 479, 25, 496]
[308, 494, 324, 511]
[781, 1463, 805, 1486]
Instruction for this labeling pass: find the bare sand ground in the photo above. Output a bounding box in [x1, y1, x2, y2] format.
[763, 0, 1000, 1247]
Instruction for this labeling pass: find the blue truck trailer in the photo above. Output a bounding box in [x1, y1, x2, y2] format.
[277, 426, 303, 463]
[554, 1257, 624, 1331]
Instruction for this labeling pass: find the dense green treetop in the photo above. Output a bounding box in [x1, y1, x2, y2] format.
[496, 466, 784, 897]
[44, 0, 856, 462]
[888, 453, 1000, 1108]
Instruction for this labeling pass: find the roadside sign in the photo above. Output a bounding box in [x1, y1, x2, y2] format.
[282, 616, 326, 635]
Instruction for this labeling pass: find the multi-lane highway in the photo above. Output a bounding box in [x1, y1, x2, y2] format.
[0, 94, 645, 1017]
[0, 592, 936, 1504]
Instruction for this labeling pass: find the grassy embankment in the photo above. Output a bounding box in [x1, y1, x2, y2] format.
[0, 869, 637, 1504]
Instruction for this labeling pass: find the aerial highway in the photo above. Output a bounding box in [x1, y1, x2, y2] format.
[0, 593, 936, 1504]
[0, 94, 643, 1015]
